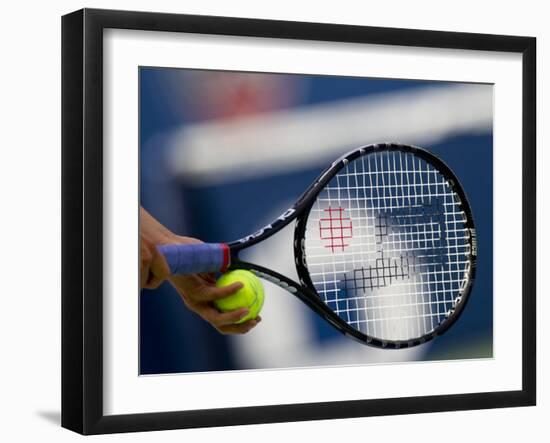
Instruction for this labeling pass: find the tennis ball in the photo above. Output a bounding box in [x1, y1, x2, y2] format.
[214, 270, 264, 324]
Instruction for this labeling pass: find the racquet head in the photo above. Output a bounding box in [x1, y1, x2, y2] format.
[295, 143, 476, 348]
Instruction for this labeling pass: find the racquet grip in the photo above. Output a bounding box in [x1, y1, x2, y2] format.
[157, 243, 230, 275]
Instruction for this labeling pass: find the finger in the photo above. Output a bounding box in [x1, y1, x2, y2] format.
[197, 304, 249, 327]
[140, 245, 153, 289]
[199, 273, 216, 284]
[218, 318, 260, 335]
[212, 308, 251, 327]
[144, 253, 170, 289]
[151, 247, 171, 280]
[140, 262, 151, 289]
[200, 281, 243, 302]
[144, 273, 164, 289]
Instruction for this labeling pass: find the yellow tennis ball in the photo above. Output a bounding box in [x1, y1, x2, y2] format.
[214, 270, 264, 324]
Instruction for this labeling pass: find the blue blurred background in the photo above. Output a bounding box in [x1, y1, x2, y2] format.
[139, 68, 493, 375]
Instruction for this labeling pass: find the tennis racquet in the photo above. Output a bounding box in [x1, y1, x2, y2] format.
[158, 143, 477, 348]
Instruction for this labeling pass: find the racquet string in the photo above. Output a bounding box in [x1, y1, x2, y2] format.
[304, 149, 472, 343]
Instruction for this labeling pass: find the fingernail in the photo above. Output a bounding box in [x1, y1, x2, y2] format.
[239, 309, 249, 318]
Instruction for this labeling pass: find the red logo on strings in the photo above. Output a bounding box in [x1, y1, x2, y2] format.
[319, 207, 353, 252]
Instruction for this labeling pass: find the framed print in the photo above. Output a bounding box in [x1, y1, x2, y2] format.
[61, 8, 536, 435]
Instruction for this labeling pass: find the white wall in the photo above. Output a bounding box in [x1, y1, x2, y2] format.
[0, 1, 545, 442]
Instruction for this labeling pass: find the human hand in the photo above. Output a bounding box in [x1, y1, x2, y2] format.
[140, 208, 260, 334]
[169, 268, 261, 335]
[165, 235, 261, 334]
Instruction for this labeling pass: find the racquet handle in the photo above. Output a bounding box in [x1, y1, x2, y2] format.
[157, 243, 230, 275]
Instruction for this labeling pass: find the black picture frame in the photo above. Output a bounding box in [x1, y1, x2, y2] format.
[62, 8, 536, 435]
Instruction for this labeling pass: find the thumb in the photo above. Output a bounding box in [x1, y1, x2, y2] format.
[145, 249, 171, 289]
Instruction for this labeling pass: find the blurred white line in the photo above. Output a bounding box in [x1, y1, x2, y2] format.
[168, 84, 492, 185]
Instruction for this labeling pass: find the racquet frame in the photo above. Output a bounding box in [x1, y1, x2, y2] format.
[227, 143, 476, 348]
